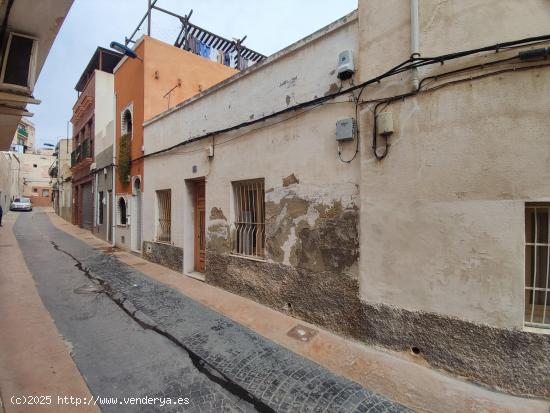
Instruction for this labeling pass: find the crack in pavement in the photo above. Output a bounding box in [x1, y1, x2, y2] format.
[50, 241, 275, 413]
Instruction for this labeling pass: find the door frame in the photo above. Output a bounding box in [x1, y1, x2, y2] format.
[193, 179, 206, 273]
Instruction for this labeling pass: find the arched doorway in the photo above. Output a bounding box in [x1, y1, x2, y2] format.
[131, 177, 142, 252]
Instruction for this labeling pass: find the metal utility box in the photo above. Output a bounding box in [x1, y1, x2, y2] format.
[336, 118, 356, 141]
[337, 50, 355, 80]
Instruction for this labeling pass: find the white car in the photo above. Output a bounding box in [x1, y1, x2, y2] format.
[10, 197, 33, 212]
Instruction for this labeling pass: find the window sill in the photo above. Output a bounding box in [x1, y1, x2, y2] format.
[154, 240, 173, 246]
[523, 325, 550, 334]
[117, 224, 127, 228]
[229, 253, 267, 263]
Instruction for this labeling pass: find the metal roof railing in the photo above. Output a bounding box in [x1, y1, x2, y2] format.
[125, 2, 266, 66]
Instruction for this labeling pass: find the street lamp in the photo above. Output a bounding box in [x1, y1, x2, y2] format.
[110, 41, 143, 61]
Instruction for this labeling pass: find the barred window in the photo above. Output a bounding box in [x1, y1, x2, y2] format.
[156, 189, 171, 243]
[525, 204, 550, 328]
[232, 179, 265, 257]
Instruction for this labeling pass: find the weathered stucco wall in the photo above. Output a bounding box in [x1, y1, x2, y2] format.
[0, 152, 20, 212]
[141, 2, 550, 398]
[357, 0, 550, 397]
[144, 11, 359, 153]
[143, 13, 361, 334]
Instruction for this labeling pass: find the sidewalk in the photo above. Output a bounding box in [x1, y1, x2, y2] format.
[47, 211, 550, 413]
[0, 211, 100, 413]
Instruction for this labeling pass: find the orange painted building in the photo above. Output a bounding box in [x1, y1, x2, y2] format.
[114, 36, 237, 251]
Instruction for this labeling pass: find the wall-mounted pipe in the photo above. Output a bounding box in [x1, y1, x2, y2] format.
[111, 92, 117, 247]
[410, 0, 420, 89]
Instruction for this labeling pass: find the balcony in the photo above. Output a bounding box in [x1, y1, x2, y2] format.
[71, 139, 92, 167]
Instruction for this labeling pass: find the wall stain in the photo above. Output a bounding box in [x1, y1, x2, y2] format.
[282, 173, 299, 187]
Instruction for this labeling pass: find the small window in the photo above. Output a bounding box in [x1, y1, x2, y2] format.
[232, 179, 265, 257]
[33, 188, 37, 192]
[2, 33, 36, 88]
[98, 191, 104, 225]
[117, 197, 127, 225]
[33, 164, 37, 168]
[525, 204, 550, 327]
[156, 189, 171, 243]
[42, 189, 49, 197]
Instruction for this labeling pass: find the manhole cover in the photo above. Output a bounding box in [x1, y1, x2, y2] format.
[287, 325, 318, 343]
[74, 284, 104, 294]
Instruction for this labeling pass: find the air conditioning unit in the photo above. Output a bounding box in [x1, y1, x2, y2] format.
[0, 32, 38, 91]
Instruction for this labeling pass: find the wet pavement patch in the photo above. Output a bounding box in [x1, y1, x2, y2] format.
[287, 325, 318, 343]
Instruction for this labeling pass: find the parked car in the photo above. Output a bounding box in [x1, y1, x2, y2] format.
[10, 197, 33, 212]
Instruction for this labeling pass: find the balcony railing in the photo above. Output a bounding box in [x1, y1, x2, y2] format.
[71, 139, 91, 167]
[48, 162, 58, 178]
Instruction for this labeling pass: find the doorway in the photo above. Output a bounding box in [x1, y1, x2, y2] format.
[131, 177, 142, 252]
[194, 180, 205, 273]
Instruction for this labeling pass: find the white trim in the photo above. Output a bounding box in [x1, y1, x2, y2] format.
[121, 103, 134, 138]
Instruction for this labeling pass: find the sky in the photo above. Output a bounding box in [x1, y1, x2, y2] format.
[31, 0, 358, 149]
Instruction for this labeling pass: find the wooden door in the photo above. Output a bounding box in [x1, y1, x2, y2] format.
[194, 181, 206, 273]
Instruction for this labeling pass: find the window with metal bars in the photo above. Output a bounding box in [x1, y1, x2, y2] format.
[525, 204, 550, 328]
[232, 179, 265, 258]
[156, 189, 171, 243]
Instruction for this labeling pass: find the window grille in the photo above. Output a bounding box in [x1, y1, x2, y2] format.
[232, 179, 265, 258]
[525, 205, 550, 328]
[117, 197, 127, 225]
[156, 189, 171, 243]
[98, 191, 104, 225]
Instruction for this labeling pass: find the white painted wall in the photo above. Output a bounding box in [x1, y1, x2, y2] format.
[143, 13, 360, 273]
[94, 70, 115, 158]
[357, 0, 550, 328]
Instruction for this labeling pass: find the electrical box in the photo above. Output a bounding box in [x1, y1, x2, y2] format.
[336, 118, 356, 141]
[376, 111, 394, 135]
[337, 50, 355, 80]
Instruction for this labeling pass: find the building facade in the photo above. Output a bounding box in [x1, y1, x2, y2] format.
[18, 152, 54, 207]
[70, 47, 122, 229]
[50, 138, 73, 222]
[0, 0, 73, 150]
[0, 151, 20, 211]
[141, 0, 550, 399]
[113, 36, 237, 252]
[10, 118, 35, 153]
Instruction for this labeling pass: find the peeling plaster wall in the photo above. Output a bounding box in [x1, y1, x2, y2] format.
[357, 0, 550, 397]
[142, 10, 361, 333]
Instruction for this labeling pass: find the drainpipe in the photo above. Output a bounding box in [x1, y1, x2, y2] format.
[111, 92, 117, 247]
[410, 0, 420, 90]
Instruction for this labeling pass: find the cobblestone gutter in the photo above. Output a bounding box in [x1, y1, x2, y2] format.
[46, 223, 411, 412]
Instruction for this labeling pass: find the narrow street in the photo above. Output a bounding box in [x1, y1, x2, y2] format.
[2, 209, 409, 413]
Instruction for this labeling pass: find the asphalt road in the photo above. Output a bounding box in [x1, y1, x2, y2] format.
[13, 211, 411, 413]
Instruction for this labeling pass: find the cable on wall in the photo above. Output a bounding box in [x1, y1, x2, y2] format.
[134, 34, 550, 163]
